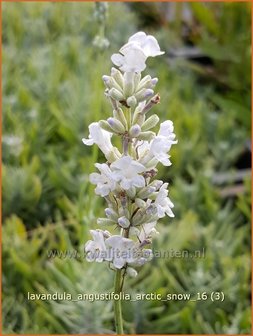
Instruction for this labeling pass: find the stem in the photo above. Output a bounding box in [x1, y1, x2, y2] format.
[114, 227, 129, 334]
[123, 136, 129, 155]
[113, 133, 132, 333]
[114, 268, 124, 334]
[120, 266, 127, 292]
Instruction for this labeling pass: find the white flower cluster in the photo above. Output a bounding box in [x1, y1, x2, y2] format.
[83, 32, 177, 276]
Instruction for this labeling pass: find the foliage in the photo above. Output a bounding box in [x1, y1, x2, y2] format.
[2, 1, 251, 334]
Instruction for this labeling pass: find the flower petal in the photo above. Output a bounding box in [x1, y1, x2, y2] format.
[113, 257, 126, 269]
[111, 53, 124, 67]
[142, 35, 165, 57]
[82, 137, 94, 146]
[128, 31, 147, 44]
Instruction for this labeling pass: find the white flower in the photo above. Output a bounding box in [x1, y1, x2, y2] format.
[111, 31, 164, 73]
[82, 122, 113, 159]
[85, 230, 108, 262]
[154, 183, 174, 218]
[111, 156, 146, 190]
[138, 222, 159, 243]
[105, 235, 137, 269]
[158, 120, 176, 139]
[123, 32, 165, 57]
[111, 47, 147, 73]
[150, 120, 177, 166]
[137, 121, 177, 167]
[89, 163, 117, 197]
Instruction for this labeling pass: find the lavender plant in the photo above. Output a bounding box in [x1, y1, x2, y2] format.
[82, 32, 177, 334]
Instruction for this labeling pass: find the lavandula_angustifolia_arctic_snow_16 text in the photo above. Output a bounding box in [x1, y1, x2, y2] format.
[82, 31, 177, 333]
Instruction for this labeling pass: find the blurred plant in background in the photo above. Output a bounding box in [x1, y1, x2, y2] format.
[2, 1, 251, 334]
[92, 2, 110, 50]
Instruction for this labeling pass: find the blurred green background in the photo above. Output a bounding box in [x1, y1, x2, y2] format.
[2, 1, 251, 334]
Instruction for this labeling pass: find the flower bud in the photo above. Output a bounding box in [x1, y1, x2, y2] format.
[102, 75, 122, 92]
[132, 101, 145, 122]
[111, 67, 124, 87]
[113, 108, 127, 128]
[126, 187, 136, 199]
[132, 113, 145, 126]
[105, 208, 118, 221]
[137, 75, 151, 91]
[109, 88, 124, 101]
[138, 131, 155, 141]
[102, 75, 110, 86]
[126, 267, 138, 278]
[131, 208, 146, 226]
[135, 198, 146, 208]
[146, 204, 157, 216]
[141, 114, 159, 131]
[137, 186, 156, 199]
[105, 208, 114, 217]
[132, 205, 158, 226]
[135, 89, 154, 102]
[102, 230, 111, 238]
[137, 77, 158, 91]
[118, 207, 130, 219]
[126, 96, 137, 108]
[118, 216, 130, 229]
[123, 72, 135, 97]
[134, 212, 157, 226]
[129, 124, 141, 138]
[97, 218, 115, 226]
[107, 117, 126, 134]
[134, 72, 141, 90]
[99, 120, 114, 133]
[151, 77, 158, 87]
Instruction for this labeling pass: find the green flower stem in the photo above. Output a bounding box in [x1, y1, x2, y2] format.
[114, 268, 124, 334]
[116, 123, 131, 333]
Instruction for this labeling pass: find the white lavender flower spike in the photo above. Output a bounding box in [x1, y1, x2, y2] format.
[82, 32, 177, 334]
